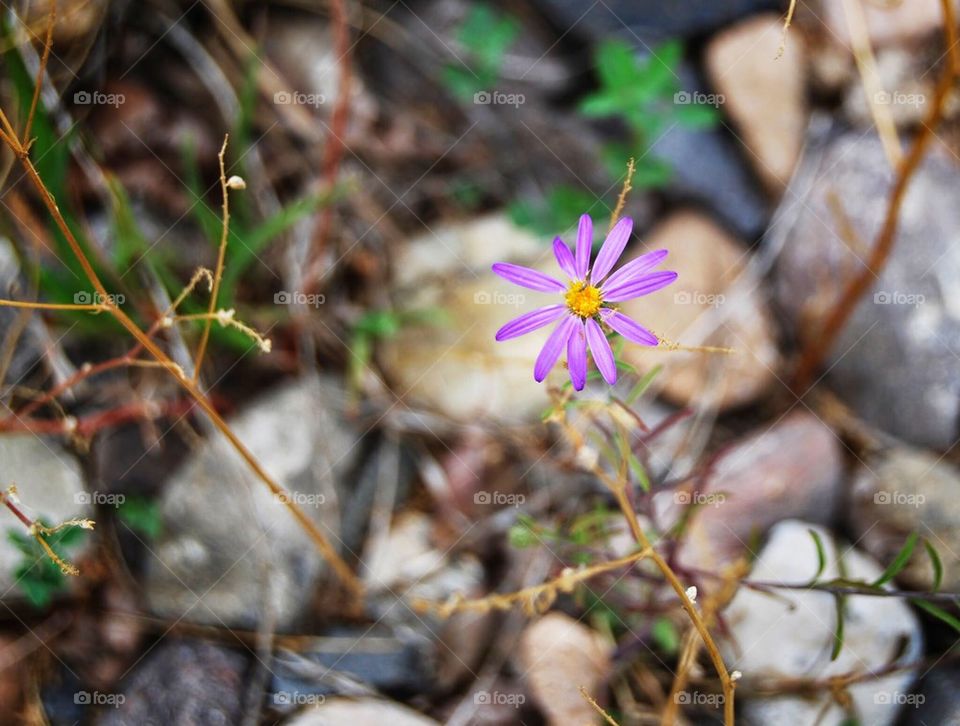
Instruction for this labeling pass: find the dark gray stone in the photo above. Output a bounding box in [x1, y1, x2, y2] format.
[896, 663, 960, 726]
[100, 639, 249, 726]
[534, 0, 782, 43]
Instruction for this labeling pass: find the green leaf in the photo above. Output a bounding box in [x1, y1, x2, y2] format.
[651, 617, 680, 655]
[6, 523, 88, 609]
[924, 539, 944, 592]
[594, 40, 641, 91]
[626, 365, 662, 404]
[118, 496, 163, 540]
[221, 191, 332, 304]
[442, 4, 518, 99]
[509, 185, 607, 238]
[508, 518, 538, 549]
[807, 529, 828, 585]
[354, 310, 402, 339]
[630, 157, 673, 189]
[831, 594, 846, 661]
[913, 598, 960, 633]
[872, 532, 918, 587]
[180, 139, 223, 245]
[577, 94, 623, 118]
[674, 102, 720, 128]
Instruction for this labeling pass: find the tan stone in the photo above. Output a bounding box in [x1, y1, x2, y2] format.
[619, 211, 779, 410]
[706, 14, 807, 192]
[516, 613, 611, 726]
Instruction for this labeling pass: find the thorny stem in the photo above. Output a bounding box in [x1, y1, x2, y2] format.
[793, 0, 958, 392]
[0, 105, 364, 601]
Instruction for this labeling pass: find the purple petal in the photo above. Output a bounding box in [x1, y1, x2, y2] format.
[495, 304, 567, 341]
[492, 263, 566, 293]
[552, 237, 577, 279]
[585, 317, 617, 385]
[601, 309, 659, 346]
[575, 214, 592, 279]
[601, 249, 669, 294]
[534, 315, 578, 382]
[568, 319, 587, 391]
[591, 216, 633, 283]
[602, 270, 678, 303]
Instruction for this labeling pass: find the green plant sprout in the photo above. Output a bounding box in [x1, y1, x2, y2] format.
[117, 495, 163, 540]
[511, 39, 718, 238]
[8, 522, 87, 608]
[441, 3, 519, 101]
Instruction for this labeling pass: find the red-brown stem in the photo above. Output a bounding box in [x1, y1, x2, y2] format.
[793, 0, 958, 392]
[304, 0, 352, 290]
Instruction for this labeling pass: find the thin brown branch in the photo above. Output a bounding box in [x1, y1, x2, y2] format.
[193, 138, 232, 382]
[0, 107, 364, 602]
[22, 2, 55, 145]
[793, 0, 958, 392]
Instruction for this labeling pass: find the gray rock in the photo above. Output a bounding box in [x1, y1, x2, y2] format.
[649, 64, 769, 240]
[268, 625, 432, 703]
[286, 697, 439, 726]
[515, 613, 611, 726]
[896, 663, 960, 726]
[776, 130, 960, 450]
[363, 513, 488, 692]
[705, 14, 808, 193]
[0, 238, 63, 389]
[722, 521, 922, 726]
[99, 639, 248, 726]
[651, 121, 769, 241]
[0, 434, 91, 600]
[818, 0, 950, 49]
[143, 376, 354, 629]
[653, 412, 843, 571]
[379, 214, 555, 426]
[849, 443, 960, 591]
[534, 0, 781, 43]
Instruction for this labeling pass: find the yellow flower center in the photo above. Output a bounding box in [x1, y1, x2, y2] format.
[565, 282, 603, 318]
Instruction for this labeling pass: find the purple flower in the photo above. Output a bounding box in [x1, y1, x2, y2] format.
[492, 214, 676, 390]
